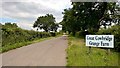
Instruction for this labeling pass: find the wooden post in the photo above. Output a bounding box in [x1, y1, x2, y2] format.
[88, 46, 91, 54]
[108, 49, 110, 55]
[106, 49, 110, 55]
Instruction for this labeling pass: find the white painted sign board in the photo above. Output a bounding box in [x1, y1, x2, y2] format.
[86, 35, 114, 48]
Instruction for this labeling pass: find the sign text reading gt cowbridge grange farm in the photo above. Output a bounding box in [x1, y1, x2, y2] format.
[86, 35, 114, 48]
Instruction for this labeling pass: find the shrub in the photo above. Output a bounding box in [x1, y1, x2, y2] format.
[97, 25, 120, 52]
[2, 23, 52, 47]
[75, 31, 81, 38]
[50, 32, 56, 36]
[75, 31, 89, 38]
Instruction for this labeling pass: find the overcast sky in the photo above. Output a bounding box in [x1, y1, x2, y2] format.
[0, 0, 72, 30]
[1, 0, 119, 30]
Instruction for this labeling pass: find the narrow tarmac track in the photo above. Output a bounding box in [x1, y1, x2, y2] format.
[2, 36, 68, 66]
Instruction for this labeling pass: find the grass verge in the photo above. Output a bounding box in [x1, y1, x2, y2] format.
[66, 36, 119, 66]
[1, 35, 61, 53]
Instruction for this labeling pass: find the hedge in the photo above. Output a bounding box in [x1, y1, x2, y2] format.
[97, 25, 120, 52]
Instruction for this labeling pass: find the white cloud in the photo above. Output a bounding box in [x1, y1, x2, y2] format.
[1, 0, 72, 30]
[17, 22, 33, 30]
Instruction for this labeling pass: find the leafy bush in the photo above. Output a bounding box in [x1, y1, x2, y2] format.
[50, 32, 56, 36]
[75, 32, 80, 37]
[2, 23, 51, 47]
[97, 25, 120, 52]
[75, 31, 89, 38]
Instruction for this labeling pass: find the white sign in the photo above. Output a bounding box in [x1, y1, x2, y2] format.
[86, 35, 114, 48]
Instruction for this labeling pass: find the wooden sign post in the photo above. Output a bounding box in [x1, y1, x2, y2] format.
[106, 49, 111, 55]
[88, 46, 91, 54]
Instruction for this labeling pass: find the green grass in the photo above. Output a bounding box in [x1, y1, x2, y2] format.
[66, 36, 119, 66]
[1, 36, 60, 53]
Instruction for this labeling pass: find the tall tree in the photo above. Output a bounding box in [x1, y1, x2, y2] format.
[61, 2, 120, 34]
[33, 14, 58, 32]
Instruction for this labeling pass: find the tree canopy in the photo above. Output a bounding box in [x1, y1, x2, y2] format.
[61, 2, 120, 35]
[33, 14, 59, 32]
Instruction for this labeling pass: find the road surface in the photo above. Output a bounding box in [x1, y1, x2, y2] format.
[2, 36, 68, 66]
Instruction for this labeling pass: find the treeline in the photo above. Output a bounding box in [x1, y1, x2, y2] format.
[61, 2, 120, 52]
[1, 23, 60, 52]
